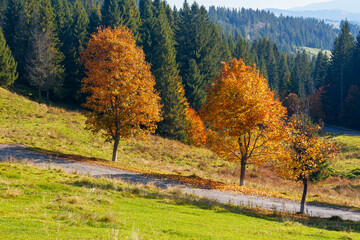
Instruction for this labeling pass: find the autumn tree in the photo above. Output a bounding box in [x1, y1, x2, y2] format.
[81, 26, 162, 162]
[275, 114, 338, 214]
[185, 107, 207, 147]
[201, 58, 287, 186]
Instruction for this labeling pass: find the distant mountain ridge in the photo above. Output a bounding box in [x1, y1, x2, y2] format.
[267, 0, 360, 25]
[291, 0, 360, 13]
[267, 8, 360, 26]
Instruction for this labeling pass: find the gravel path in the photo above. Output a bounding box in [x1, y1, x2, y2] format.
[1, 143, 359, 221]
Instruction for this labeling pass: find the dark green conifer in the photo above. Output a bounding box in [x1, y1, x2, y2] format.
[101, 0, 122, 27]
[0, 27, 18, 87]
[151, 5, 188, 141]
[323, 21, 355, 123]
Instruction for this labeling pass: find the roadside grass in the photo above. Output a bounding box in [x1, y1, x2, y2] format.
[0, 162, 359, 240]
[0, 87, 359, 208]
[327, 134, 360, 179]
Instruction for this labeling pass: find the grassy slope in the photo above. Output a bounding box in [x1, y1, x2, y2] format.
[0, 162, 359, 240]
[0, 87, 359, 208]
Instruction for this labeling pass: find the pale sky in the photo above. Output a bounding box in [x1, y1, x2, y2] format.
[166, 0, 331, 10]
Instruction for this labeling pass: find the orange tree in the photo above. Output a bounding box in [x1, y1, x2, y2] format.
[275, 114, 338, 214]
[185, 107, 207, 147]
[200, 59, 287, 186]
[81, 26, 162, 162]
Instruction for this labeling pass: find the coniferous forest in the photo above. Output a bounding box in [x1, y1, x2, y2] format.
[0, 0, 360, 138]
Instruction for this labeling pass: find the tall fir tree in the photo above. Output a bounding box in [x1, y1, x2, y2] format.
[139, 0, 155, 63]
[3, 0, 27, 83]
[88, 1, 101, 34]
[150, 4, 189, 141]
[312, 51, 329, 89]
[62, 0, 89, 100]
[0, 26, 18, 87]
[101, 0, 141, 43]
[323, 21, 355, 123]
[176, 1, 229, 110]
[101, 0, 122, 27]
[24, 0, 65, 98]
[25, 12, 56, 100]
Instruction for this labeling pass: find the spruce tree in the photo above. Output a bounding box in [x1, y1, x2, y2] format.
[62, 0, 89, 99]
[312, 51, 329, 89]
[25, 13, 55, 100]
[0, 27, 18, 87]
[24, 0, 65, 98]
[139, 0, 155, 63]
[3, 0, 23, 52]
[118, 0, 141, 43]
[176, 2, 228, 109]
[101, 0, 122, 27]
[88, 2, 101, 34]
[150, 5, 188, 141]
[323, 21, 355, 123]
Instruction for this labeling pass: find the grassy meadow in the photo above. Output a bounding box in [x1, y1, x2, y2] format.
[0, 87, 359, 208]
[0, 162, 359, 240]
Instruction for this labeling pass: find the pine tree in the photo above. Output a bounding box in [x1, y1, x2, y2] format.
[352, 32, 360, 88]
[139, 0, 155, 63]
[24, 0, 64, 98]
[3, 0, 27, 84]
[323, 21, 355, 123]
[88, 1, 101, 34]
[62, 0, 89, 99]
[3, 0, 23, 52]
[150, 5, 188, 141]
[185, 58, 206, 110]
[176, 2, 228, 109]
[312, 51, 329, 89]
[290, 50, 311, 98]
[25, 14, 56, 100]
[0, 27, 18, 87]
[101, 0, 122, 27]
[118, 0, 141, 43]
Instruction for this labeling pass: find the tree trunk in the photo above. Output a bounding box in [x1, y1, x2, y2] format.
[46, 89, 49, 102]
[112, 134, 120, 162]
[300, 177, 309, 214]
[239, 158, 246, 186]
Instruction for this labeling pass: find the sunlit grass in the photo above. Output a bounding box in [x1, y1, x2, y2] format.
[0, 162, 359, 239]
[0, 87, 359, 208]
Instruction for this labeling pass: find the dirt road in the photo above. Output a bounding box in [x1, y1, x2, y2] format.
[1, 143, 359, 221]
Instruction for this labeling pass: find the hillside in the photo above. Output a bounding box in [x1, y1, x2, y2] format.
[208, 6, 338, 52]
[1, 162, 359, 239]
[0, 87, 360, 209]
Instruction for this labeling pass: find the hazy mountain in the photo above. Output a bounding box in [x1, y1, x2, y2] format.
[268, 8, 360, 26]
[291, 0, 360, 13]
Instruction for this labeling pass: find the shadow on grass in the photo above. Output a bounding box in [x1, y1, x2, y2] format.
[66, 176, 360, 234]
[11, 145, 360, 233]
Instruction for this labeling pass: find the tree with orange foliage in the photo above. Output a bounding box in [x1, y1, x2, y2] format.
[81, 26, 162, 162]
[185, 107, 207, 147]
[201, 58, 287, 186]
[275, 114, 338, 213]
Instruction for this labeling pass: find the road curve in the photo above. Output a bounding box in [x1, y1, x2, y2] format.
[0, 143, 359, 221]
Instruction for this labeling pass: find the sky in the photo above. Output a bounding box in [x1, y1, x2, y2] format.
[166, 0, 331, 10]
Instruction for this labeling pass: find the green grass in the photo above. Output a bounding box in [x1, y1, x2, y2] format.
[0, 162, 358, 239]
[328, 134, 360, 179]
[1, 87, 359, 208]
[298, 47, 331, 57]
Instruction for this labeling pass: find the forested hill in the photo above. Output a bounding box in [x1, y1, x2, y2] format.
[208, 6, 338, 53]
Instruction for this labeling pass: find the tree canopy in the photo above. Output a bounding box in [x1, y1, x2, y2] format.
[81, 26, 162, 162]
